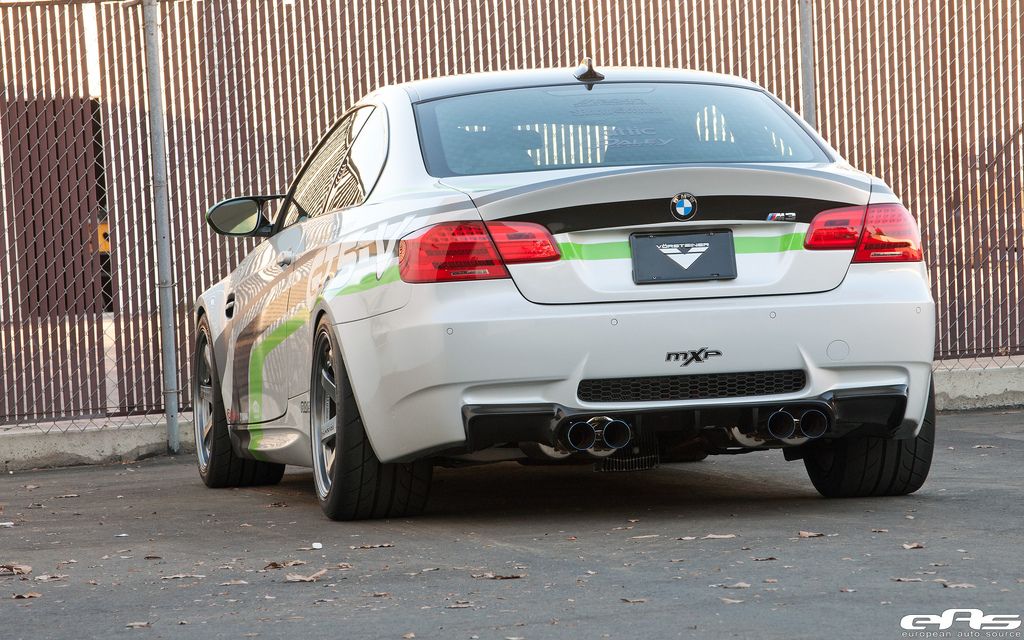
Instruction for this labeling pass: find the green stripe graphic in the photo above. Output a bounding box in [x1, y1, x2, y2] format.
[558, 232, 806, 261]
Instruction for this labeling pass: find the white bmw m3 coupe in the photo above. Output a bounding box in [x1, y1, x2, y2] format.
[193, 61, 935, 520]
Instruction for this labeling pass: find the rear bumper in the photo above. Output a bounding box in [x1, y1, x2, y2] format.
[462, 383, 912, 452]
[334, 263, 935, 463]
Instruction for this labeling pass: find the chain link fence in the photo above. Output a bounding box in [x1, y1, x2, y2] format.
[1, 0, 1021, 439]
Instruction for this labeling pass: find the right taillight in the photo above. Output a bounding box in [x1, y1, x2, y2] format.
[852, 203, 923, 263]
[805, 203, 922, 263]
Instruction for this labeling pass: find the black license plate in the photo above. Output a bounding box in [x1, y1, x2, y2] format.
[630, 230, 737, 284]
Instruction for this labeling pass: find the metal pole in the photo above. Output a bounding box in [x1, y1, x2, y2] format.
[141, 0, 181, 453]
[798, 0, 816, 128]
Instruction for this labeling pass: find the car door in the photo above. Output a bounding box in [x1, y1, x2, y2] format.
[222, 206, 303, 426]
[283, 104, 390, 399]
[246, 108, 371, 417]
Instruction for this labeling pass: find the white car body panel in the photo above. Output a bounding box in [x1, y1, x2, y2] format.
[193, 67, 935, 468]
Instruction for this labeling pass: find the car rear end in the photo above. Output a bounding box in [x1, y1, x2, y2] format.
[337, 72, 935, 469]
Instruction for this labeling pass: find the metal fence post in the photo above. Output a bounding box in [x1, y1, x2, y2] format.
[798, 0, 816, 128]
[141, 0, 181, 453]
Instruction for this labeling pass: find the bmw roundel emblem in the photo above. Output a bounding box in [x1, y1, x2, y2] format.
[670, 192, 698, 221]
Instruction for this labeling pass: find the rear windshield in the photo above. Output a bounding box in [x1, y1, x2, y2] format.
[415, 82, 828, 177]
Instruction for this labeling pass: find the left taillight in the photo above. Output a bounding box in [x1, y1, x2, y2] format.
[398, 221, 508, 283]
[398, 220, 560, 284]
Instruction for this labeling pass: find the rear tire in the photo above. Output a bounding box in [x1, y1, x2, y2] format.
[193, 316, 285, 488]
[803, 382, 935, 498]
[310, 318, 432, 521]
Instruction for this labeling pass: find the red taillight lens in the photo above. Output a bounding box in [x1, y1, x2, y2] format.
[398, 221, 508, 283]
[852, 203, 923, 263]
[804, 206, 866, 250]
[485, 221, 561, 264]
[805, 203, 923, 263]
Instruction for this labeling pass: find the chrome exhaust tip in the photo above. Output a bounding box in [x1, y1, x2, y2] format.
[564, 421, 597, 451]
[600, 418, 632, 450]
[799, 409, 829, 439]
[766, 409, 797, 440]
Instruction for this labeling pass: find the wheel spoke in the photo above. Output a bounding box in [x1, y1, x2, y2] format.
[198, 383, 213, 404]
[201, 343, 213, 376]
[202, 417, 214, 441]
[320, 367, 338, 399]
[320, 416, 336, 444]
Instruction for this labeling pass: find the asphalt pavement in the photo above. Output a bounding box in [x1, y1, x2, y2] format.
[2, 410, 1023, 640]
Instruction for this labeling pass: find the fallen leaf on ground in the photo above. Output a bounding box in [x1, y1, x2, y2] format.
[284, 569, 327, 583]
[144, 555, 161, 560]
[676, 536, 697, 541]
[669, 558, 685, 563]
[972, 444, 996, 449]
[629, 534, 659, 540]
[446, 600, 473, 609]
[763, 578, 778, 584]
[840, 587, 856, 593]
[22, 485, 38, 490]
[33, 574, 67, 582]
[891, 577, 923, 582]
[722, 582, 750, 589]
[266, 502, 287, 508]
[264, 560, 305, 570]
[0, 522, 14, 528]
[472, 572, 524, 580]
[720, 597, 744, 604]
[349, 543, 394, 550]
[943, 582, 976, 589]
[798, 531, 824, 538]
[702, 534, 736, 540]
[0, 564, 31, 576]
[902, 542, 925, 550]
[53, 494, 79, 499]
[621, 598, 646, 604]
[160, 574, 205, 580]
[402, 634, 416, 639]
[336, 562, 352, 570]
[13, 591, 42, 599]
[752, 557, 777, 562]
[125, 622, 150, 629]
[871, 528, 889, 533]
[219, 579, 248, 586]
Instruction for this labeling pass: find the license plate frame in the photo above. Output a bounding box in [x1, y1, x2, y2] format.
[630, 229, 738, 284]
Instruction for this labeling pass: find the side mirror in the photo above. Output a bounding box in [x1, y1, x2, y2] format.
[206, 195, 285, 237]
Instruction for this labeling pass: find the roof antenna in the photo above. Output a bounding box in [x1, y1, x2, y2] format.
[573, 56, 605, 89]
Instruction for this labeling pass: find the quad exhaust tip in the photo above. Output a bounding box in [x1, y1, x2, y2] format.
[565, 421, 598, 451]
[799, 409, 829, 439]
[766, 410, 797, 440]
[601, 419, 632, 449]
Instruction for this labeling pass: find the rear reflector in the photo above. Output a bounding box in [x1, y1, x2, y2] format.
[805, 203, 922, 263]
[852, 203, 924, 263]
[485, 221, 561, 264]
[398, 221, 508, 283]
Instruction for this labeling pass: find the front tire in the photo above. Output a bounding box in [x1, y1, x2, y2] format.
[803, 382, 935, 498]
[310, 318, 432, 521]
[193, 316, 285, 488]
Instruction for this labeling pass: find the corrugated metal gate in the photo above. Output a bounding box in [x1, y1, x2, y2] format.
[1, 0, 1021, 433]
